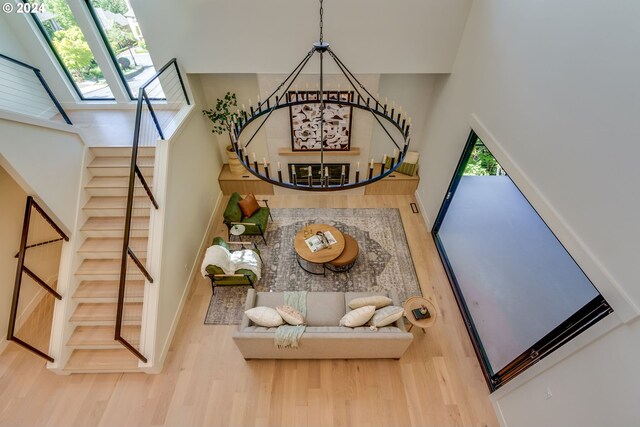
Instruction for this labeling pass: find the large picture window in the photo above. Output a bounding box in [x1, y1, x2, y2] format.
[29, 0, 114, 99]
[433, 131, 612, 389]
[85, 0, 158, 99]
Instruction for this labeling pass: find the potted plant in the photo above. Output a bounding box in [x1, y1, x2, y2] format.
[203, 92, 244, 174]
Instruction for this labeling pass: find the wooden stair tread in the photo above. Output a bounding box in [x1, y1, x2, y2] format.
[67, 325, 140, 347]
[65, 349, 141, 371]
[89, 156, 155, 168]
[76, 258, 147, 276]
[74, 280, 145, 299]
[70, 302, 142, 323]
[86, 176, 153, 189]
[90, 146, 155, 157]
[81, 216, 149, 231]
[79, 237, 148, 254]
[84, 196, 152, 210]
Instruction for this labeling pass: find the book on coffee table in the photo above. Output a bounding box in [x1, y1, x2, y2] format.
[305, 231, 337, 252]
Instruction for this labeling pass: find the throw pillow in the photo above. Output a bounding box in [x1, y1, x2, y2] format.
[339, 305, 376, 327]
[238, 193, 261, 218]
[276, 305, 305, 326]
[348, 295, 392, 310]
[245, 306, 284, 327]
[370, 306, 404, 328]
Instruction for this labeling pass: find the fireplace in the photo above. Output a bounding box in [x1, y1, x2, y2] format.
[289, 163, 350, 186]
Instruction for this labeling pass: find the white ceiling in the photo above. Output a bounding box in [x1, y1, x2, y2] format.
[130, 0, 472, 74]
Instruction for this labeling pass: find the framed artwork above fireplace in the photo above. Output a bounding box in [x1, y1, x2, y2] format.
[288, 91, 354, 151]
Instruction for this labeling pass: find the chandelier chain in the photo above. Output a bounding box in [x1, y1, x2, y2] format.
[319, 0, 324, 43]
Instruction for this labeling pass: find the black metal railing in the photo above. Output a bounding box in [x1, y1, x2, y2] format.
[116, 58, 189, 362]
[0, 53, 71, 124]
[8, 196, 69, 362]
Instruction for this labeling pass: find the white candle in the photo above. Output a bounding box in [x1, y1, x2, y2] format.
[252, 152, 256, 162]
[308, 166, 312, 176]
[242, 104, 246, 111]
[392, 101, 396, 109]
[356, 162, 360, 171]
[291, 165, 296, 175]
[277, 162, 281, 171]
[263, 158, 267, 167]
[370, 159, 374, 169]
[341, 165, 345, 175]
[393, 149, 398, 159]
[325, 167, 329, 177]
[383, 154, 388, 164]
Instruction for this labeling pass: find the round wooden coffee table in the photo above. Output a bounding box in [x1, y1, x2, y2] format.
[294, 224, 345, 276]
[403, 296, 437, 334]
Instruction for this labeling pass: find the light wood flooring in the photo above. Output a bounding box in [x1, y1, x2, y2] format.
[0, 195, 498, 427]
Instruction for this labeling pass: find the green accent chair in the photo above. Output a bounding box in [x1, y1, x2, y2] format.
[223, 192, 272, 244]
[205, 237, 262, 294]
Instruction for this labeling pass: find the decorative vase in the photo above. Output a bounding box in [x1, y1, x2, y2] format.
[226, 145, 244, 175]
[420, 305, 428, 315]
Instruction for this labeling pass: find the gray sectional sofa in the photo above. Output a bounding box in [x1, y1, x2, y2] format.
[232, 289, 414, 359]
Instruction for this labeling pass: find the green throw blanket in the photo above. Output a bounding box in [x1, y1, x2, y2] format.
[274, 291, 307, 349]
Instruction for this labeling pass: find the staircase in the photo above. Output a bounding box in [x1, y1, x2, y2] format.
[64, 146, 155, 372]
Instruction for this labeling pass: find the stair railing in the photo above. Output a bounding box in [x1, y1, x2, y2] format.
[0, 53, 72, 124]
[8, 196, 69, 362]
[116, 58, 190, 362]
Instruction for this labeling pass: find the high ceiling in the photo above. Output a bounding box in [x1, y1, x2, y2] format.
[130, 0, 473, 74]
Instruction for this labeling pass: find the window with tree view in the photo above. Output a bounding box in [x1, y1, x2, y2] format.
[32, 0, 114, 99]
[86, 0, 158, 99]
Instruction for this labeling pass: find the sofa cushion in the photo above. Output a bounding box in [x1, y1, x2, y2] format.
[245, 306, 284, 327]
[223, 192, 243, 223]
[370, 306, 404, 328]
[340, 306, 376, 327]
[348, 295, 392, 310]
[345, 292, 390, 312]
[238, 193, 261, 218]
[255, 292, 284, 308]
[276, 305, 305, 326]
[306, 292, 346, 326]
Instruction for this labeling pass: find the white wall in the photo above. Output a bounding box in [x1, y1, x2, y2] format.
[151, 74, 223, 367]
[416, 0, 640, 425]
[0, 115, 85, 231]
[130, 0, 472, 74]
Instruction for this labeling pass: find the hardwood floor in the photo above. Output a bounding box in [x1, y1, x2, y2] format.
[0, 195, 498, 427]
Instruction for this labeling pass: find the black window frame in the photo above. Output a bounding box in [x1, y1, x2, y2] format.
[24, 0, 115, 101]
[432, 130, 612, 391]
[83, 0, 135, 100]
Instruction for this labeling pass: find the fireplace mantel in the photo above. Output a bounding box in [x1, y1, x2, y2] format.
[277, 147, 361, 156]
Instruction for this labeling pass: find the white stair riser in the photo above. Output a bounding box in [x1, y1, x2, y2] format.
[87, 166, 154, 177]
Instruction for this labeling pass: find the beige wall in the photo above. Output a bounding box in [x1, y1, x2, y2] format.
[0, 166, 28, 351]
[414, 0, 640, 425]
[152, 74, 224, 367]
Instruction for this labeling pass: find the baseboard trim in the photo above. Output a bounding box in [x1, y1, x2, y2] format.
[152, 190, 224, 372]
[414, 190, 433, 231]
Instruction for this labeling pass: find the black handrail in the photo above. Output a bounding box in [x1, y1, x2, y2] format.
[8, 196, 69, 362]
[115, 58, 190, 363]
[0, 53, 72, 125]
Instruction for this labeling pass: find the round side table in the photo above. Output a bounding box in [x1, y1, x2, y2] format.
[403, 296, 437, 334]
[229, 224, 246, 241]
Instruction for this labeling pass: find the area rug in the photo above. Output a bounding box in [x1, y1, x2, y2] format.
[204, 208, 422, 324]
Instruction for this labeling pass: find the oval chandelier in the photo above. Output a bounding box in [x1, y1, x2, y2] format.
[230, 0, 412, 191]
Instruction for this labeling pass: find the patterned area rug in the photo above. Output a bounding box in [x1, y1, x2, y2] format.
[204, 208, 422, 324]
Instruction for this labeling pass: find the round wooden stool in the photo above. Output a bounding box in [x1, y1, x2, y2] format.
[325, 234, 359, 273]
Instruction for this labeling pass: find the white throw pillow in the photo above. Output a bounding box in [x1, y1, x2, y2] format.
[339, 305, 376, 327]
[245, 306, 284, 327]
[348, 295, 392, 310]
[276, 305, 305, 326]
[370, 306, 404, 328]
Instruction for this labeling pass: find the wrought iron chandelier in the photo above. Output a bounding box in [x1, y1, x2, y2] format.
[230, 0, 412, 191]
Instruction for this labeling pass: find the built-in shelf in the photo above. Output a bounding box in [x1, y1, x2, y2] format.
[278, 147, 361, 156]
